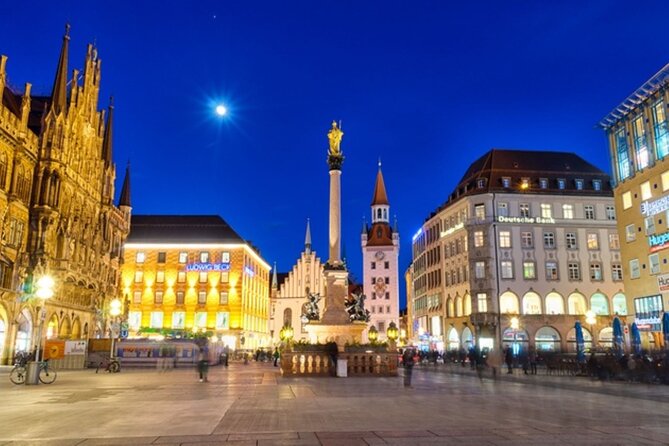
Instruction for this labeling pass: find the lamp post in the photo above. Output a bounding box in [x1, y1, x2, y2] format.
[368, 326, 379, 343]
[34, 274, 55, 363]
[585, 310, 596, 351]
[387, 322, 399, 351]
[279, 324, 294, 348]
[109, 298, 122, 360]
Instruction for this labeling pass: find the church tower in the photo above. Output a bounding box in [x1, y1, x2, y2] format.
[361, 161, 400, 341]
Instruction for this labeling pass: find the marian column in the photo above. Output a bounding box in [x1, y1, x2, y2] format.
[327, 121, 344, 267]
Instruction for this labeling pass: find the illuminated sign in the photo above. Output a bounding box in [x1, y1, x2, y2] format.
[634, 294, 663, 331]
[440, 222, 464, 238]
[658, 273, 669, 293]
[641, 194, 669, 217]
[496, 216, 555, 224]
[185, 262, 230, 272]
[648, 231, 669, 253]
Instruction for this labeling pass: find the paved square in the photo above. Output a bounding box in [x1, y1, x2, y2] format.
[1, 363, 667, 445]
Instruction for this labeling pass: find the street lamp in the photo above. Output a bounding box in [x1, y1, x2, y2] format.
[368, 326, 379, 343]
[34, 273, 55, 363]
[109, 298, 122, 360]
[585, 310, 596, 350]
[279, 324, 294, 343]
[387, 322, 399, 342]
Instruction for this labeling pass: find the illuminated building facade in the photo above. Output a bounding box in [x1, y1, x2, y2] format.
[361, 164, 400, 341]
[410, 149, 624, 353]
[0, 27, 130, 364]
[600, 64, 669, 349]
[269, 219, 326, 344]
[122, 215, 271, 350]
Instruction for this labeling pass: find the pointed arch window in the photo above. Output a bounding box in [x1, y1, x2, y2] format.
[0, 152, 7, 190]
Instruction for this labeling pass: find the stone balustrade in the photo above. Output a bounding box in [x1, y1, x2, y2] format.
[280, 350, 398, 377]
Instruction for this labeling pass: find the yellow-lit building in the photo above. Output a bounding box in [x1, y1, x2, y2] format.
[122, 215, 271, 350]
[600, 63, 669, 349]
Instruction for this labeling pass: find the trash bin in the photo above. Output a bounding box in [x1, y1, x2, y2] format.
[336, 359, 348, 377]
[25, 361, 40, 385]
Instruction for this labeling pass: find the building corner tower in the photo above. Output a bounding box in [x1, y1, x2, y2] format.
[362, 161, 400, 341]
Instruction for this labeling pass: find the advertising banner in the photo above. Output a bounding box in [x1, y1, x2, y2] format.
[65, 340, 87, 355]
[44, 340, 65, 359]
[658, 273, 669, 293]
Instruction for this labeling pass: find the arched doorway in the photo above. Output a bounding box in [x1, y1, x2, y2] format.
[522, 292, 542, 315]
[598, 327, 613, 350]
[15, 309, 32, 353]
[500, 291, 519, 314]
[447, 327, 459, 351]
[462, 326, 473, 349]
[567, 293, 586, 315]
[545, 292, 565, 315]
[502, 326, 529, 355]
[590, 293, 610, 315]
[612, 293, 627, 316]
[567, 326, 593, 352]
[46, 314, 59, 340]
[72, 318, 81, 339]
[535, 326, 561, 352]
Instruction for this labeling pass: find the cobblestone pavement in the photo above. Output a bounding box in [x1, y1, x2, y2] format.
[0, 362, 668, 445]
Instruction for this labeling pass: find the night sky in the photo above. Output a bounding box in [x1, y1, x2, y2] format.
[2, 1, 669, 308]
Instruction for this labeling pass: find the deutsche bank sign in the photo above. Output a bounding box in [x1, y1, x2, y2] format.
[185, 262, 231, 272]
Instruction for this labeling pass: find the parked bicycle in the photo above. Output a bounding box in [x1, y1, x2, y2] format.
[10, 358, 57, 385]
[96, 355, 121, 373]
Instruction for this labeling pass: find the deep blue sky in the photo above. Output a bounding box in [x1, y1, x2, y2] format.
[2, 1, 669, 308]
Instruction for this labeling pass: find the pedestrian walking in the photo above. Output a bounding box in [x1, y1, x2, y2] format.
[487, 347, 502, 380]
[402, 348, 415, 388]
[197, 347, 209, 382]
[504, 346, 514, 374]
[521, 351, 530, 375]
[273, 347, 280, 367]
[528, 346, 538, 375]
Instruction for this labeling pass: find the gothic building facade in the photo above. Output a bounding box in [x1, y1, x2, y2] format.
[0, 26, 130, 364]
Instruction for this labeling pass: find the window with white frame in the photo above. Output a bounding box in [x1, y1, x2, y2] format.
[519, 203, 530, 218]
[587, 233, 599, 250]
[562, 204, 574, 219]
[499, 230, 511, 248]
[612, 264, 623, 281]
[625, 224, 636, 242]
[150, 311, 163, 329]
[558, 179, 566, 189]
[546, 262, 558, 280]
[544, 232, 555, 248]
[219, 292, 229, 305]
[590, 263, 602, 281]
[501, 177, 511, 188]
[641, 181, 652, 200]
[593, 180, 602, 191]
[539, 178, 548, 189]
[477, 293, 488, 312]
[622, 191, 632, 210]
[221, 251, 230, 263]
[177, 271, 186, 283]
[172, 312, 185, 329]
[199, 272, 207, 283]
[523, 261, 536, 279]
[630, 259, 640, 279]
[216, 312, 229, 329]
[198, 291, 207, 304]
[176, 291, 185, 305]
[501, 261, 513, 279]
[609, 233, 620, 250]
[475, 204, 485, 220]
[575, 179, 584, 190]
[134, 271, 143, 283]
[663, 170, 669, 191]
[199, 252, 210, 263]
[220, 272, 229, 283]
[606, 205, 616, 220]
[154, 291, 163, 304]
[568, 262, 581, 281]
[541, 203, 552, 218]
[133, 291, 142, 303]
[474, 231, 484, 247]
[521, 231, 533, 248]
[475, 261, 485, 279]
[565, 232, 577, 249]
[645, 216, 656, 235]
[178, 252, 188, 263]
[584, 205, 595, 220]
[649, 253, 661, 275]
[195, 312, 207, 328]
[156, 270, 165, 283]
[128, 311, 141, 330]
[136, 252, 146, 263]
[498, 202, 509, 217]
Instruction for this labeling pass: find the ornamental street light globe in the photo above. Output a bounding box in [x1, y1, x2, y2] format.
[215, 104, 227, 116]
[110, 298, 122, 317]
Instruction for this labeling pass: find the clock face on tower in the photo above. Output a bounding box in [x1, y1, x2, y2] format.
[374, 251, 385, 261]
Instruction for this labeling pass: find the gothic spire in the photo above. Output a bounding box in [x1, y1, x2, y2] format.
[272, 262, 278, 289]
[371, 160, 389, 206]
[119, 162, 131, 207]
[102, 97, 114, 166]
[305, 218, 312, 254]
[50, 24, 70, 115]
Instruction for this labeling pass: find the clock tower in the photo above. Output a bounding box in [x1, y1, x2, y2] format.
[361, 161, 400, 341]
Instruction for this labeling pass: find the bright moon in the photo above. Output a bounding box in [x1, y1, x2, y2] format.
[215, 105, 227, 116]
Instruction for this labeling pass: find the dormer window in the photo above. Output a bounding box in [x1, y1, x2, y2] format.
[558, 178, 566, 190]
[593, 179, 602, 191]
[575, 179, 584, 190]
[501, 177, 511, 188]
[477, 179, 486, 189]
[520, 178, 530, 189]
[539, 178, 548, 189]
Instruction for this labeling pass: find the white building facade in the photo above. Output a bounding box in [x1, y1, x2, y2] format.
[362, 165, 400, 341]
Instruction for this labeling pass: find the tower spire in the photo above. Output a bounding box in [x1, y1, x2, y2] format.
[272, 262, 278, 289]
[50, 24, 70, 115]
[118, 162, 131, 207]
[371, 162, 389, 206]
[305, 218, 312, 254]
[102, 96, 114, 166]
